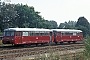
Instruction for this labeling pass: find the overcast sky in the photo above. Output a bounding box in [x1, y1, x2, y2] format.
[2, 0, 90, 25]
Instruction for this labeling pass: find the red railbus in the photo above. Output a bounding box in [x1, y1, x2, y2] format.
[53, 29, 83, 43]
[2, 28, 83, 45]
[2, 28, 54, 45]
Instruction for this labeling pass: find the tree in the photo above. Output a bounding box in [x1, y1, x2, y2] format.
[0, 3, 57, 31]
[45, 20, 58, 29]
[0, 3, 16, 31]
[59, 23, 65, 28]
[75, 16, 90, 37]
[84, 36, 90, 59]
[58, 21, 76, 29]
[75, 17, 89, 28]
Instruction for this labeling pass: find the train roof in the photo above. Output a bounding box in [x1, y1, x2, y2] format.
[52, 29, 82, 32]
[4, 28, 82, 32]
[4, 28, 52, 32]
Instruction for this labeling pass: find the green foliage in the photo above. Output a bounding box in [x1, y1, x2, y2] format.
[0, 32, 3, 36]
[24, 52, 84, 60]
[0, 40, 2, 45]
[76, 25, 89, 37]
[84, 36, 90, 58]
[59, 21, 76, 29]
[59, 17, 90, 37]
[75, 17, 90, 37]
[45, 20, 58, 29]
[0, 3, 57, 31]
[0, 3, 16, 31]
[75, 17, 89, 28]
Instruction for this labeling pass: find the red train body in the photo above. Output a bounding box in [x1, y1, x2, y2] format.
[52, 29, 83, 43]
[2, 28, 83, 45]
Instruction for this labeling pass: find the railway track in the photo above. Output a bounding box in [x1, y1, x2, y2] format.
[0, 44, 84, 60]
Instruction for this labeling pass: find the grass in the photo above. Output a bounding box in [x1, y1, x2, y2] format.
[0, 40, 3, 45]
[23, 52, 84, 60]
[0, 40, 12, 46]
[0, 32, 3, 36]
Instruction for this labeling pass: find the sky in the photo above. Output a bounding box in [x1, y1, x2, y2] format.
[2, 0, 90, 25]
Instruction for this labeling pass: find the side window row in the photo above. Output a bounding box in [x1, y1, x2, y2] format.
[61, 32, 81, 36]
[15, 31, 50, 36]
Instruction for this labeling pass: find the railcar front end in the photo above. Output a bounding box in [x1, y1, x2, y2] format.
[2, 31, 15, 44]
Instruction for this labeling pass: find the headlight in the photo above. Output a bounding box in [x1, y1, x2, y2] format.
[12, 39, 14, 40]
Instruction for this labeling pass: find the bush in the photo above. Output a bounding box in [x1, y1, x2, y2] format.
[0, 32, 3, 36]
[0, 40, 2, 45]
[83, 35, 90, 59]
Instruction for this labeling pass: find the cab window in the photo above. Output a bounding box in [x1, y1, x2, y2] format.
[11, 32, 14, 36]
[4, 31, 14, 36]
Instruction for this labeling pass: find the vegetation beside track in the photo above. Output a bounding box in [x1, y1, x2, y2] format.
[23, 52, 84, 60]
[83, 36, 90, 60]
[0, 40, 12, 46]
[0, 40, 2, 45]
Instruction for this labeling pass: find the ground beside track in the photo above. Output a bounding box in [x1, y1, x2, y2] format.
[0, 43, 85, 60]
[2, 48, 84, 60]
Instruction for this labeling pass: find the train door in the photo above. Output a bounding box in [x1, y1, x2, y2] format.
[15, 31, 22, 44]
[54, 31, 57, 43]
[58, 32, 62, 42]
[50, 32, 52, 43]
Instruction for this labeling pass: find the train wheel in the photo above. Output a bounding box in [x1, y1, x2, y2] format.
[60, 42, 63, 44]
[41, 43, 44, 46]
[68, 41, 71, 44]
[36, 44, 38, 46]
[73, 41, 76, 43]
[12, 44, 14, 46]
[55, 42, 57, 44]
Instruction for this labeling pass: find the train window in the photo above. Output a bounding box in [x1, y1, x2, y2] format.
[77, 32, 82, 36]
[62, 33, 65, 36]
[34, 31, 40, 36]
[73, 32, 76, 36]
[46, 32, 49, 36]
[4, 31, 14, 36]
[35, 33, 39, 36]
[30, 32, 34, 36]
[29, 31, 50, 36]
[32, 32, 35, 36]
[15, 32, 22, 36]
[4, 31, 10, 36]
[40, 33, 44, 36]
[80, 32, 82, 36]
[62, 32, 73, 36]
[22, 32, 28, 36]
[57, 32, 61, 36]
[4, 32, 5, 36]
[39, 31, 49, 36]
[11, 32, 14, 36]
[29, 31, 35, 36]
[62, 32, 69, 36]
[68, 33, 73, 35]
[45, 32, 49, 36]
[39, 31, 44, 36]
